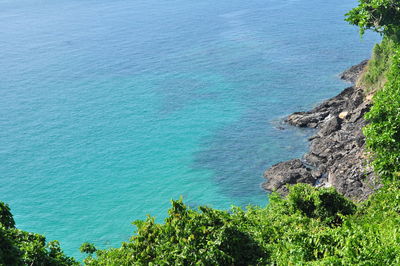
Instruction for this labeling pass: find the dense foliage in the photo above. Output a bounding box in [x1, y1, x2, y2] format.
[2, 183, 399, 265]
[346, 0, 400, 181]
[347, 0, 400, 182]
[345, 0, 400, 41]
[364, 44, 400, 180]
[0, 202, 77, 266]
[81, 184, 400, 265]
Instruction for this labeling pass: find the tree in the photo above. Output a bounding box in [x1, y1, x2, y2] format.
[0, 202, 15, 229]
[0, 201, 78, 265]
[345, 0, 400, 41]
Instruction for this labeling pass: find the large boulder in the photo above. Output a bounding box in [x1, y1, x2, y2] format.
[262, 159, 315, 195]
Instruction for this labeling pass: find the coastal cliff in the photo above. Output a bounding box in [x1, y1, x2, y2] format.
[263, 61, 380, 200]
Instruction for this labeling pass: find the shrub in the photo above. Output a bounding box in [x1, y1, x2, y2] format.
[84, 199, 268, 265]
[363, 44, 400, 181]
[0, 201, 77, 266]
[358, 37, 395, 92]
[286, 184, 356, 225]
[345, 0, 400, 41]
[0, 202, 15, 229]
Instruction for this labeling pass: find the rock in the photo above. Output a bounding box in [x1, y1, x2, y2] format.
[352, 91, 364, 108]
[311, 169, 323, 179]
[286, 111, 329, 128]
[309, 137, 336, 158]
[340, 59, 368, 84]
[348, 102, 371, 123]
[318, 116, 341, 136]
[263, 60, 380, 200]
[339, 111, 349, 119]
[262, 159, 315, 195]
[304, 152, 326, 167]
[285, 86, 358, 128]
[308, 135, 319, 141]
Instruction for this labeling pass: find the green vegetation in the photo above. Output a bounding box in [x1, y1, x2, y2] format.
[363, 43, 400, 181]
[345, 0, 400, 41]
[2, 183, 399, 265]
[0, 202, 78, 266]
[78, 184, 400, 265]
[348, 0, 400, 181]
[357, 37, 394, 91]
[2, 0, 400, 265]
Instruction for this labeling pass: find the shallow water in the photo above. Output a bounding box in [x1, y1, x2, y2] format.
[0, 0, 379, 258]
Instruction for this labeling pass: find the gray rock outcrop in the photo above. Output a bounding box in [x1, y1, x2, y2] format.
[262, 61, 380, 200]
[340, 59, 368, 84]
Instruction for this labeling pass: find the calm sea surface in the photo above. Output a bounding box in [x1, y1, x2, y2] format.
[0, 0, 379, 258]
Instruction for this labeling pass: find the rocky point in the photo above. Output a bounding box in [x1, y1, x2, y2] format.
[263, 61, 380, 200]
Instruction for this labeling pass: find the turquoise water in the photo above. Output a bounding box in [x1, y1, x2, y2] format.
[0, 0, 379, 259]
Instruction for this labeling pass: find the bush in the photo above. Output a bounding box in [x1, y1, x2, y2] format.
[2, 182, 399, 265]
[83, 184, 400, 265]
[84, 199, 268, 265]
[358, 37, 395, 92]
[0, 202, 15, 229]
[345, 0, 400, 41]
[286, 184, 356, 225]
[363, 44, 400, 181]
[0, 201, 77, 266]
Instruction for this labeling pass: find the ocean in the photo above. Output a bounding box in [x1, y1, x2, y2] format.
[0, 0, 379, 259]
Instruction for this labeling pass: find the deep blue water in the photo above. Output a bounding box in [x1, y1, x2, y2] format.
[0, 0, 379, 259]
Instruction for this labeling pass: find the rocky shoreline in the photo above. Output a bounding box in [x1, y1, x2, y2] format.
[262, 61, 379, 200]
